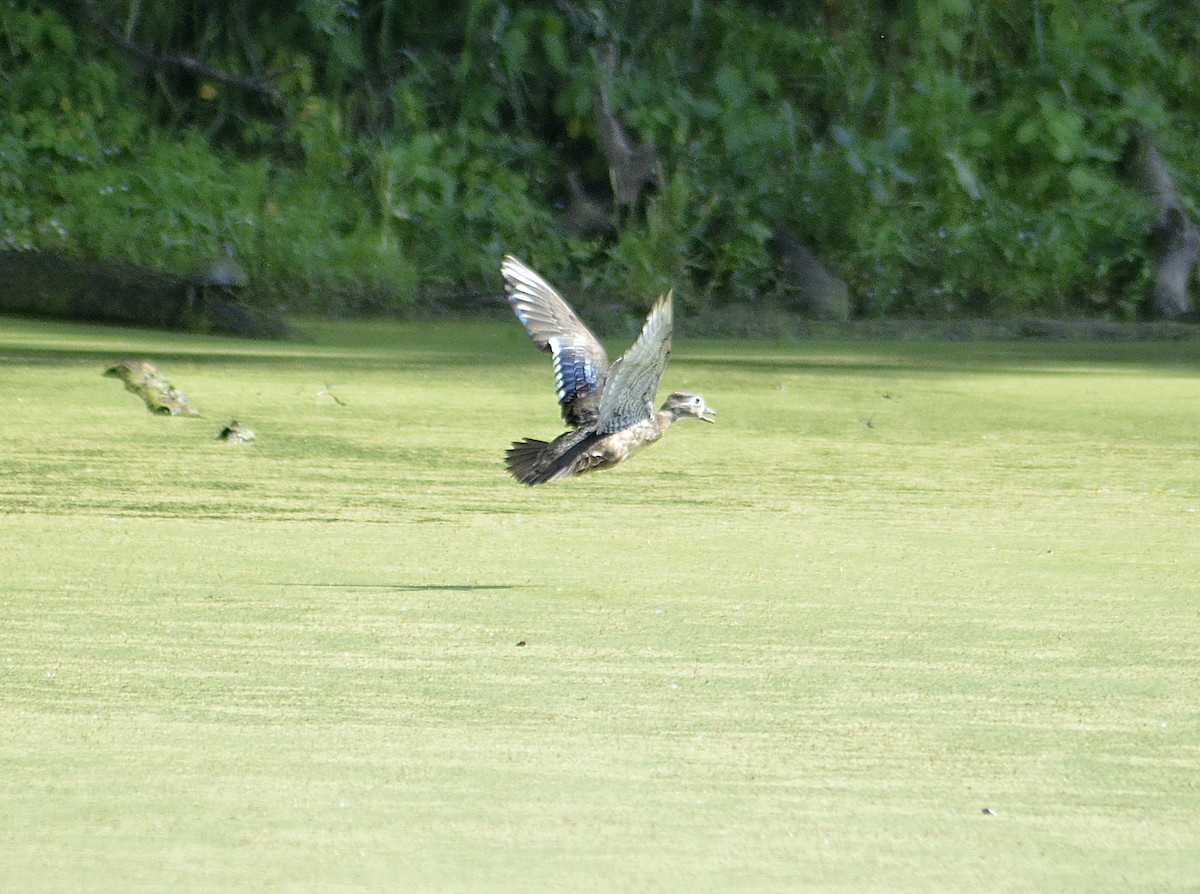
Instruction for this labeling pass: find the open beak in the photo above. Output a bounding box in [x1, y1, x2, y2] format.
[700, 403, 716, 423]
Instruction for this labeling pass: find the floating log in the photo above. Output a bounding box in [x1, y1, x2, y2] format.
[104, 359, 201, 416]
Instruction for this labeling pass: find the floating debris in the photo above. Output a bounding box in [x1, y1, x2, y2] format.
[316, 384, 347, 406]
[104, 359, 200, 416]
[217, 421, 255, 444]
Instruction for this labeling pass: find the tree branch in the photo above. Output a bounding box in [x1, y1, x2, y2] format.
[79, 0, 283, 108]
[1131, 130, 1199, 320]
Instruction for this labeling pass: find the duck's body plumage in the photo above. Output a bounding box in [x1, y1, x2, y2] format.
[501, 255, 713, 485]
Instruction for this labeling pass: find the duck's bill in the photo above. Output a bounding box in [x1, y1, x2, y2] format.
[700, 406, 716, 423]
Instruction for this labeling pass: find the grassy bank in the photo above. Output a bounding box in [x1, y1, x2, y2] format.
[1, 316, 1198, 892]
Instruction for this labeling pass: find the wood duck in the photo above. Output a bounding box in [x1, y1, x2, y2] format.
[501, 255, 714, 485]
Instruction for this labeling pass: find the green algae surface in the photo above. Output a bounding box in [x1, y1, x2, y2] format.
[2, 316, 1199, 893]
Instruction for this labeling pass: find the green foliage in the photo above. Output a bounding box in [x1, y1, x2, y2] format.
[1, 0, 1198, 320]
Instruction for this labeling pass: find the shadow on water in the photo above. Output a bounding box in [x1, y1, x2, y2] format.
[0, 313, 534, 371]
[687, 340, 1200, 376]
[6, 313, 1200, 378]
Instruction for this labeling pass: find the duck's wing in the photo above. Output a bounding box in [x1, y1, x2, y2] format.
[596, 291, 673, 434]
[502, 255, 609, 427]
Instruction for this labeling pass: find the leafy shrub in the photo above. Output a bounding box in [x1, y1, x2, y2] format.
[1, 0, 1197, 322]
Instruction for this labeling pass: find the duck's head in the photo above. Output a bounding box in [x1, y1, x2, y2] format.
[661, 391, 715, 423]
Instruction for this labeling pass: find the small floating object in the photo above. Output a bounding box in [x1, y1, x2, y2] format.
[104, 359, 200, 416]
[217, 421, 255, 444]
[316, 384, 347, 406]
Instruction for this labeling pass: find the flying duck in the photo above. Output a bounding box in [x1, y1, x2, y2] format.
[501, 255, 714, 485]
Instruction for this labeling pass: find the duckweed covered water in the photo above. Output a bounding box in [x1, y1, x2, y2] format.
[2, 315, 1199, 893]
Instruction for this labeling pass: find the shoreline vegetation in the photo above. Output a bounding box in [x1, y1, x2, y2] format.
[5, 247, 1200, 344]
[4, 2, 1200, 328]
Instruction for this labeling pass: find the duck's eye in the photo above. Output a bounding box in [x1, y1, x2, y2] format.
[692, 396, 701, 405]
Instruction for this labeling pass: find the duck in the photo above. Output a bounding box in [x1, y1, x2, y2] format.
[501, 255, 714, 485]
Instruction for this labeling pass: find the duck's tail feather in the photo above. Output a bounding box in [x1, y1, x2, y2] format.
[505, 438, 556, 485]
[506, 427, 602, 485]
